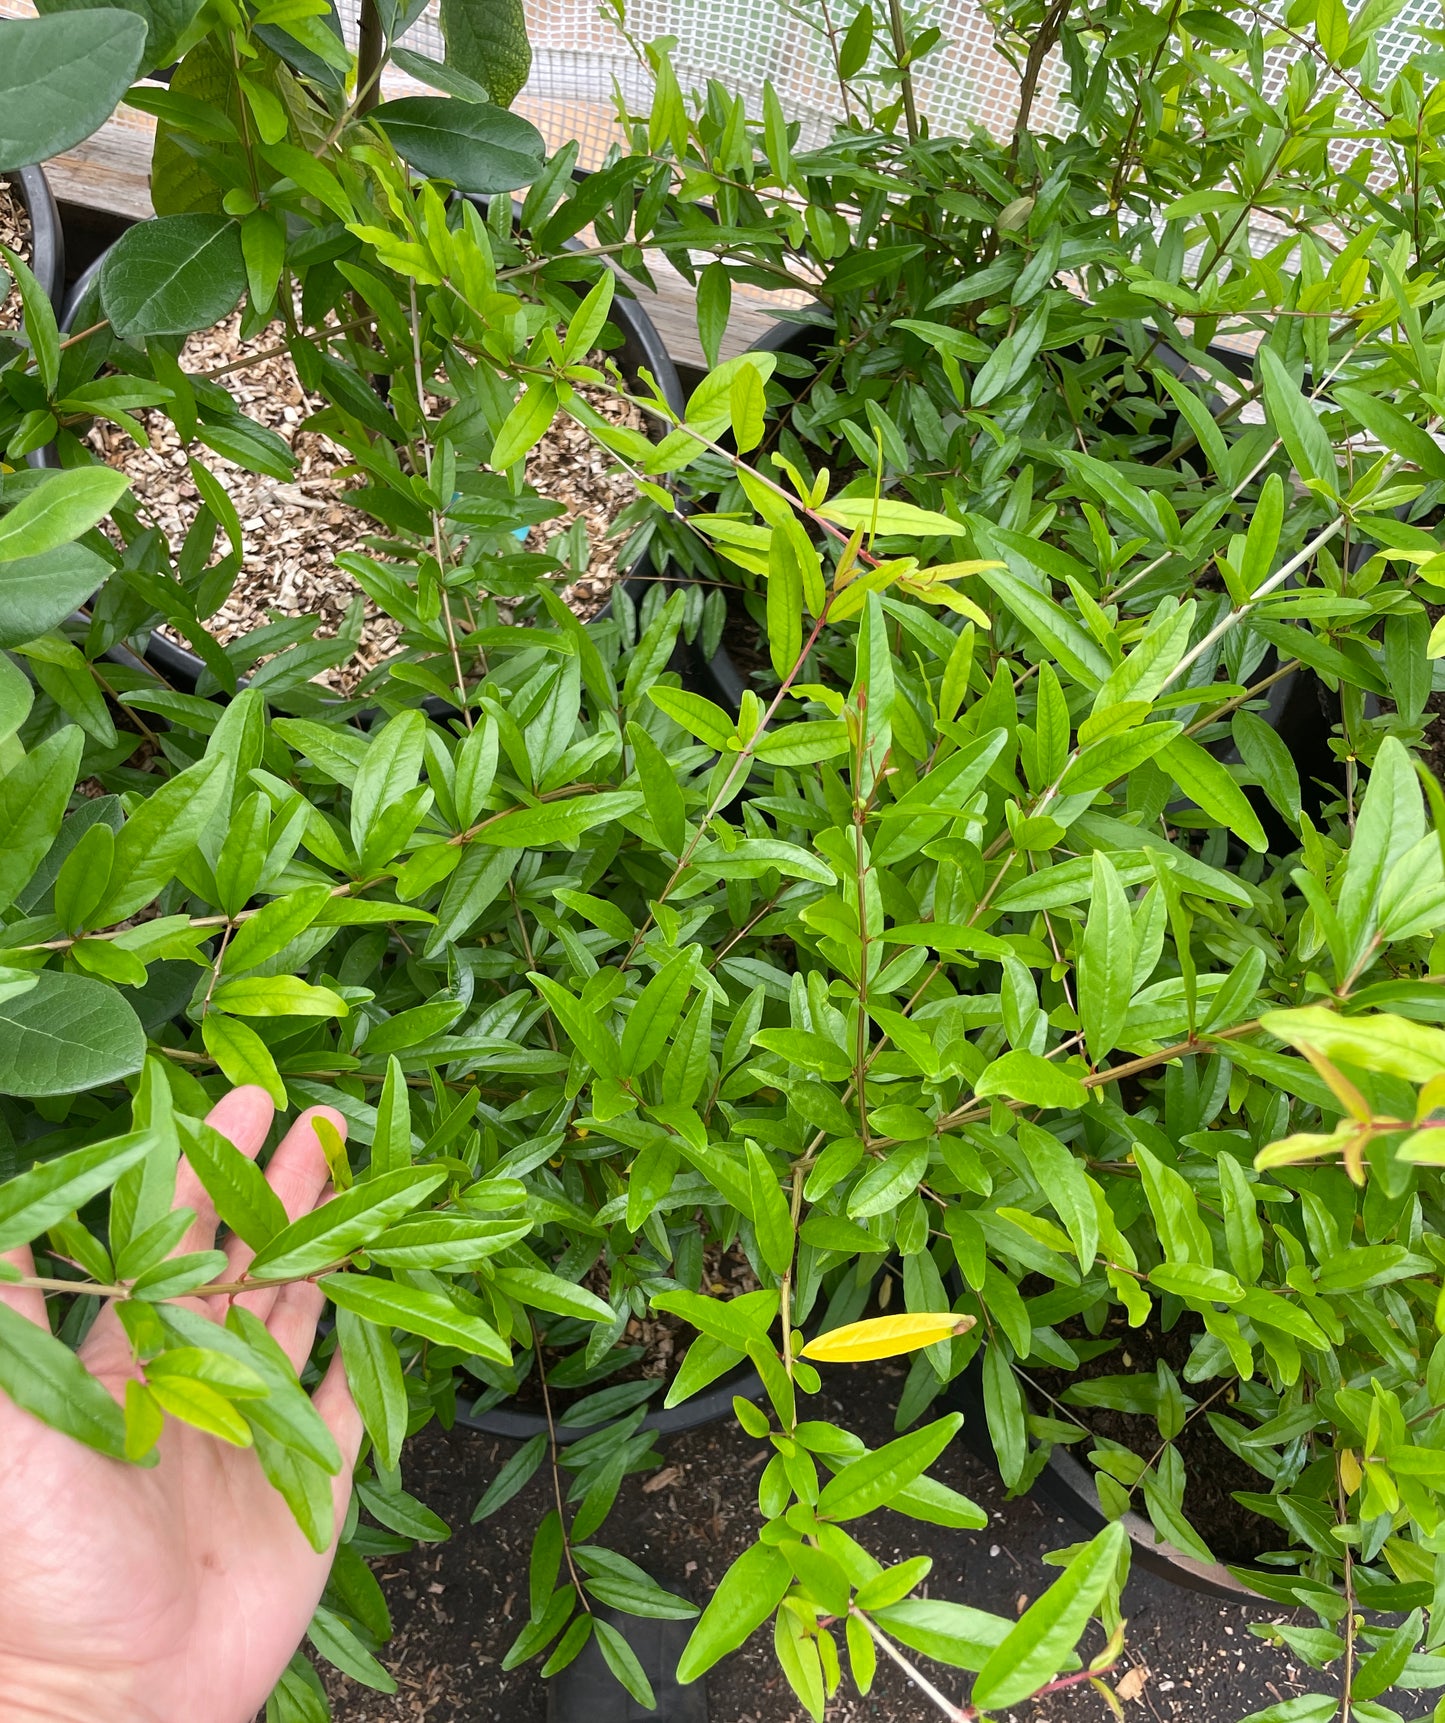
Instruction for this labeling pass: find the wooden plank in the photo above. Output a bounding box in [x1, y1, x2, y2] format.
[44, 117, 155, 221]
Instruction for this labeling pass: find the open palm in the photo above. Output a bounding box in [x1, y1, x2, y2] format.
[0, 1087, 362, 1723]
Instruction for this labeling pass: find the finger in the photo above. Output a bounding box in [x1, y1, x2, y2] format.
[80, 1085, 277, 1358]
[0, 1245, 46, 1328]
[174, 1085, 276, 1257]
[314, 1347, 364, 1541]
[264, 1275, 327, 1375]
[224, 1106, 346, 1325]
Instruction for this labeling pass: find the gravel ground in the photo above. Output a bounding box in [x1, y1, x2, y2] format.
[313, 1364, 1343, 1723]
[0, 175, 30, 332]
[88, 319, 648, 690]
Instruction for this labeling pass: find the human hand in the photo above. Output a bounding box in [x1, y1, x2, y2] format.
[0, 1086, 362, 1723]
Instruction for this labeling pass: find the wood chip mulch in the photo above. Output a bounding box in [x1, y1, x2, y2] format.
[529, 382, 648, 619]
[87, 315, 392, 694]
[0, 175, 30, 333]
[88, 317, 649, 693]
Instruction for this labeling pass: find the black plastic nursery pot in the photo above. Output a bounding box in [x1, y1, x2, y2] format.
[3, 166, 64, 319]
[945, 1348, 1253, 1602]
[457, 1360, 765, 1446]
[46, 219, 689, 695]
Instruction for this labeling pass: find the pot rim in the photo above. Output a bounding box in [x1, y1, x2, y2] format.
[947, 1349, 1256, 1602]
[5, 164, 64, 317]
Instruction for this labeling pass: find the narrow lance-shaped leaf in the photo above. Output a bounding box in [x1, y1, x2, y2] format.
[970, 1523, 1125, 1708]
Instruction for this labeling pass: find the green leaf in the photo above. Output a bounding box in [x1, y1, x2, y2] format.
[489, 380, 558, 470]
[819, 498, 963, 539]
[974, 1049, 1086, 1110]
[94, 752, 228, 923]
[34, 0, 206, 77]
[676, 1542, 793, 1683]
[1218, 1151, 1264, 1284]
[1259, 348, 1335, 490]
[0, 10, 146, 171]
[210, 975, 349, 1018]
[530, 972, 621, 1078]
[0, 468, 130, 562]
[370, 96, 545, 191]
[99, 214, 246, 340]
[175, 1115, 288, 1251]
[647, 685, 736, 749]
[620, 950, 695, 1076]
[356, 1476, 451, 1540]
[0, 1127, 153, 1252]
[147, 1371, 253, 1445]
[1348, 1611, 1421, 1702]
[1338, 734, 1421, 967]
[308, 1603, 396, 1694]
[594, 1619, 656, 1710]
[695, 260, 730, 370]
[490, 1265, 614, 1324]
[977, 561, 1111, 688]
[1077, 850, 1132, 1063]
[693, 838, 835, 885]
[365, 1214, 529, 1267]
[390, 44, 491, 102]
[476, 791, 643, 849]
[351, 709, 425, 861]
[0, 969, 146, 1098]
[0, 1301, 126, 1456]
[245, 1167, 446, 1281]
[438, 0, 531, 104]
[650, 1287, 778, 1352]
[0, 653, 32, 746]
[1261, 1006, 1445, 1084]
[626, 722, 687, 854]
[369, 1055, 412, 1179]
[200, 1014, 286, 1109]
[1334, 387, 1445, 483]
[324, 1272, 510, 1363]
[1159, 735, 1268, 852]
[1232, 709, 1299, 826]
[472, 1432, 547, 1520]
[0, 726, 84, 913]
[745, 1139, 795, 1278]
[982, 1344, 1026, 1487]
[970, 1522, 1125, 1709]
[872, 1598, 1010, 1672]
[1017, 1123, 1098, 1271]
[817, 1415, 963, 1521]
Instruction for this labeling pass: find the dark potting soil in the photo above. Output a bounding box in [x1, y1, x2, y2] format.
[1026, 1312, 1279, 1564]
[718, 584, 771, 688]
[312, 1361, 1342, 1723]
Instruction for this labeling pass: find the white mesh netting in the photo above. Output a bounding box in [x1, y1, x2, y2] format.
[0, 0, 1430, 178]
[383, 0, 1065, 163]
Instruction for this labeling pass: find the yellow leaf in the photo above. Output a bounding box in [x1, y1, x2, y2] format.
[1339, 1448, 1362, 1494]
[800, 1312, 976, 1363]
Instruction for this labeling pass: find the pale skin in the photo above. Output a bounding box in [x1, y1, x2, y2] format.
[0, 1086, 363, 1723]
